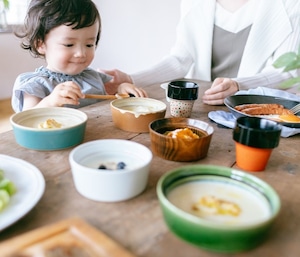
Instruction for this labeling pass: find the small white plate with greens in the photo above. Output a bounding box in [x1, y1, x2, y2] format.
[0, 154, 45, 231]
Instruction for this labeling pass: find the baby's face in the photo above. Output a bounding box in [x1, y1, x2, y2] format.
[37, 21, 99, 75]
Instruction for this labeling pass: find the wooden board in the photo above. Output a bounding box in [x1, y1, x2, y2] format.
[0, 217, 136, 257]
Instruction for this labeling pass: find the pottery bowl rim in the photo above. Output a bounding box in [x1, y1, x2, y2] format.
[157, 164, 281, 230]
[110, 97, 167, 116]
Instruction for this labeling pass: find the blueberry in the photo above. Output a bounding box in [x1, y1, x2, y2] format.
[98, 164, 107, 169]
[117, 162, 126, 170]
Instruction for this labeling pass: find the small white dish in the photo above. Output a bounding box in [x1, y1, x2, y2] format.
[69, 139, 152, 202]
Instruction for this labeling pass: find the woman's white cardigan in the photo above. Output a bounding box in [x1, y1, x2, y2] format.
[131, 0, 300, 93]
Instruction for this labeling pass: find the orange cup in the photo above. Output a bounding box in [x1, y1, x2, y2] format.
[235, 142, 273, 172]
[233, 116, 281, 172]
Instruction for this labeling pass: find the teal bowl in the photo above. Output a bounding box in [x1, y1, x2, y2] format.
[10, 107, 87, 150]
[157, 165, 280, 253]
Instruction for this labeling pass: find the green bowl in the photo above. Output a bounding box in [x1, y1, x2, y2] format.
[156, 165, 280, 253]
[10, 107, 87, 150]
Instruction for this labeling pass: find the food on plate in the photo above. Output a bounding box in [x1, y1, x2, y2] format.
[234, 103, 292, 115]
[234, 103, 282, 111]
[0, 169, 17, 211]
[38, 118, 62, 129]
[192, 195, 241, 217]
[234, 103, 300, 123]
[98, 161, 126, 170]
[278, 114, 300, 122]
[165, 128, 200, 139]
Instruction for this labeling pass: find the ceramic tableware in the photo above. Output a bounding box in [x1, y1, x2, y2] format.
[233, 116, 282, 171]
[168, 80, 198, 118]
[156, 164, 281, 253]
[10, 107, 87, 150]
[69, 139, 152, 202]
[149, 117, 213, 162]
[110, 97, 166, 132]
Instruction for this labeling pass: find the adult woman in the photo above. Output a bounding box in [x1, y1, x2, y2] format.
[103, 0, 300, 105]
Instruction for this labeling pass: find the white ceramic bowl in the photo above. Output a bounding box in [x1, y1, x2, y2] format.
[69, 139, 153, 202]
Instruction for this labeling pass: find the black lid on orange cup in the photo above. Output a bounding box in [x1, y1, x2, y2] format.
[233, 116, 282, 149]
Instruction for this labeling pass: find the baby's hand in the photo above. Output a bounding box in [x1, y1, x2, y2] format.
[117, 82, 148, 98]
[22, 81, 84, 110]
[49, 81, 85, 106]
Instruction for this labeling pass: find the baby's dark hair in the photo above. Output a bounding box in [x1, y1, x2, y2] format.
[15, 0, 101, 58]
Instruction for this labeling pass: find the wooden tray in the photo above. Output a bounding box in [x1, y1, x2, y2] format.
[0, 217, 136, 257]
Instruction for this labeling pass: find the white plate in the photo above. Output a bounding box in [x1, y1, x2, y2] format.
[0, 154, 45, 231]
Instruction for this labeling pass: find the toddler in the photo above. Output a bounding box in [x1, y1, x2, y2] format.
[12, 0, 147, 113]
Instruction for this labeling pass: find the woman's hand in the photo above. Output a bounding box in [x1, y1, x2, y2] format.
[202, 78, 239, 105]
[118, 82, 148, 97]
[99, 69, 133, 95]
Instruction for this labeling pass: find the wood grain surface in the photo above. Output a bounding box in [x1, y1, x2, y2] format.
[0, 81, 299, 257]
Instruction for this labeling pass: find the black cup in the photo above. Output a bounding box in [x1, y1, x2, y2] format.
[233, 116, 282, 149]
[167, 80, 198, 100]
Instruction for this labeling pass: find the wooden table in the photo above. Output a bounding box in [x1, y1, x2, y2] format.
[0, 81, 300, 257]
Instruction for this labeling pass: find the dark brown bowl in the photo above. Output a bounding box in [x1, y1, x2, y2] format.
[149, 118, 214, 162]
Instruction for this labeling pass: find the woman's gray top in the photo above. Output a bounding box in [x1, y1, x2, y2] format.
[211, 25, 252, 80]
